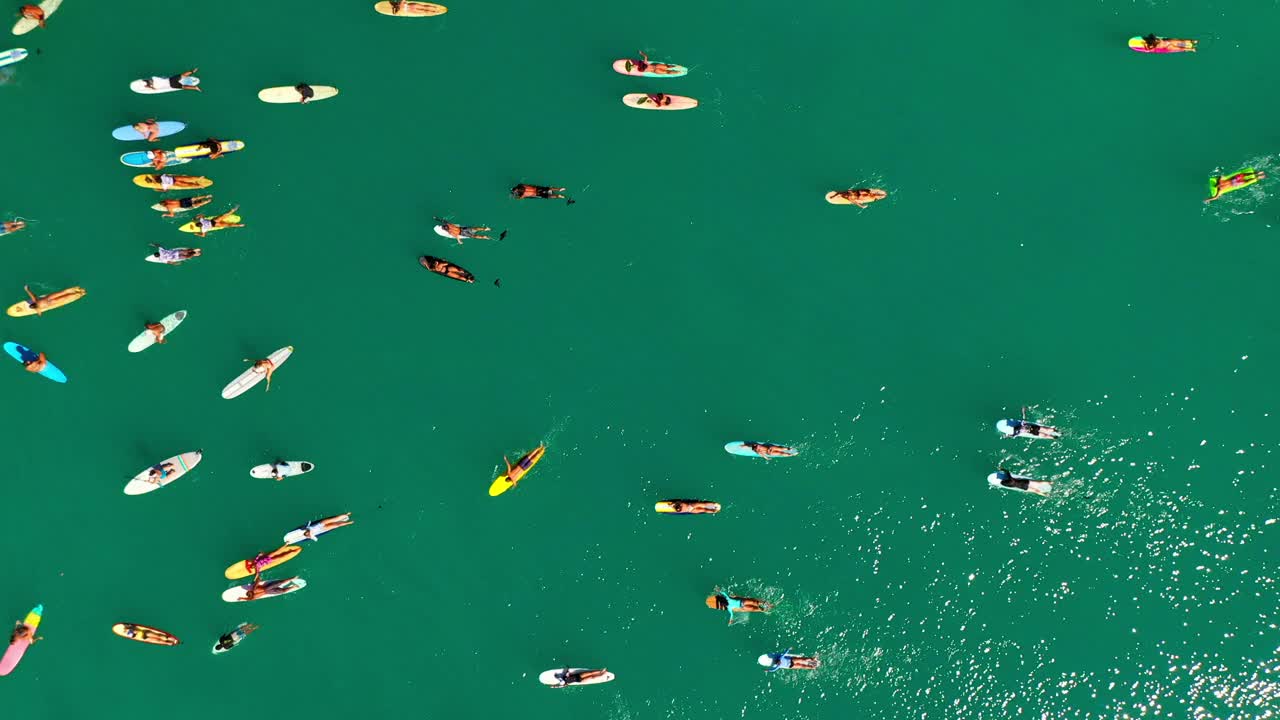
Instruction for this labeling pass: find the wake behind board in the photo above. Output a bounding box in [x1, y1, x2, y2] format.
[123, 451, 203, 495]
[12, 0, 61, 35]
[249, 461, 315, 478]
[221, 346, 293, 399]
[3, 342, 66, 382]
[127, 311, 187, 353]
[112, 121, 186, 141]
[538, 668, 616, 687]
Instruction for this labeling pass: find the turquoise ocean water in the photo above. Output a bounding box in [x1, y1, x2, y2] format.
[3, 1, 1280, 718]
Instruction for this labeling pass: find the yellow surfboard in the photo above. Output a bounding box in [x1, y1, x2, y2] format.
[374, 1, 447, 16]
[179, 215, 241, 234]
[133, 174, 213, 191]
[224, 545, 302, 580]
[488, 445, 546, 496]
[7, 287, 85, 317]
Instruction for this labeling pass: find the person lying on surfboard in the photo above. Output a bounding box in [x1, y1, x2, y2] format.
[707, 588, 772, 624]
[744, 442, 797, 459]
[195, 138, 232, 160]
[144, 69, 201, 93]
[214, 623, 259, 652]
[192, 206, 244, 237]
[133, 119, 162, 142]
[23, 352, 47, 374]
[245, 355, 278, 391]
[295, 83, 315, 104]
[147, 462, 178, 483]
[664, 500, 719, 514]
[21, 285, 80, 317]
[627, 51, 682, 75]
[149, 245, 203, 264]
[3, 219, 26, 235]
[1141, 34, 1196, 52]
[299, 513, 354, 541]
[434, 218, 492, 243]
[18, 5, 46, 29]
[640, 92, 673, 107]
[156, 195, 212, 218]
[9, 620, 40, 646]
[830, 188, 887, 208]
[244, 573, 302, 600]
[147, 149, 171, 170]
[419, 256, 475, 283]
[1206, 170, 1266, 203]
[550, 668, 609, 687]
[992, 467, 1051, 497]
[144, 321, 168, 345]
[511, 183, 573, 203]
[758, 650, 819, 671]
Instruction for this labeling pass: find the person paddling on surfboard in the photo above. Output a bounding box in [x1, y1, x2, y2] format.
[133, 119, 162, 142]
[244, 355, 278, 392]
[744, 442, 797, 459]
[145, 321, 167, 345]
[156, 195, 212, 218]
[22, 285, 80, 317]
[196, 138, 230, 160]
[829, 188, 887, 208]
[192, 206, 244, 237]
[628, 51, 682, 76]
[18, 5, 46, 29]
[758, 650, 819, 671]
[9, 621, 40, 646]
[214, 623, 259, 653]
[149, 245, 203, 264]
[434, 218, 492, 244]
[147, 461, 178, 484]
[707, 588, 772, 624]
[144, 69, 201, 93]
[22, 351, 47, 374]
[3, 219, 26, 235]
[1141, 34, 1196, 52]
[552, 668, 609, 687]
[511, 183, 573, 204]
[1206, 170, 1266, 203]
[148, 149, 170, 170]
[301, 513, 354, 540]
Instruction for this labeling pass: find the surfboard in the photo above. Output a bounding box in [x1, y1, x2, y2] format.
[174, 140, 245, 159]
[111, 623, 180, 646]
[6, 286, 85, 317]
[212, 623, 256, 654]
[995, 419, 1061, 439]
[258, 85, 339, 104]
[133, 174, 213, 191]
[179, 214, 242, 234]
[222, 577, 306, 602]
[144, 248, 199, 264]
[12, 0, 60, 35]
[120, 150, 189, 169]
[1127, 36, 1196, 53]
[283, 513, 353, 544]
[123, 451, 203, 496]
[249, 461, 315, 479]
[987, 472, 1052, 497]
[225, 545, 302, 580]
[222, 346, 293, 399]
[127, 311, 187, 353]
[3, 342, 66, 382]
[374, 1, 448, 16]
[723, 441, 798, 458]
[538, 668, 616, 687]
[434, 225, 462, 240]
[655, 500, 721, 514]
[0, 605, 42, 676]
[150, 196, 212, 214]
[112, 121, 186, 141]
[622, 93, 698, 110]
[0, 48, 28, 68]
[130, 75, 200, 94]
[489, 445, 546, 496]
[825, 190, 886, 205]
[611, 58, 688, 77]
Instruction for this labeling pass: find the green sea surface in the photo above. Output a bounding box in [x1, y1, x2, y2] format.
[4, 1, 1280, 718]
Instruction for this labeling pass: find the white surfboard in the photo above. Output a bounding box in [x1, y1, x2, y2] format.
[257, 85, 339, 104]
[123, 451, 203, 495]
[221, 346, 293, 399]
[988, 472, 1052, 497]
[130, 75, 200, 94]
[212, 623, 254, 654]
[127, 311, 187, 353]
[144, 248, 198, 264]
[249, 461, 315, 479]
[12, 0, 61, 35]
[433, 224, 460, 240]
[538, 668, 615, 687]
[221, 577, 306, 602]
[996, 419, 1061, 439]
[0, 48, 28, 68]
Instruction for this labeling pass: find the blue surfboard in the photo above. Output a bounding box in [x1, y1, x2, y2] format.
[112, 121, 187, 142]
[4, 342, 67, 383]
[120, 150, 190, 168]
[0, 48, 28, 69]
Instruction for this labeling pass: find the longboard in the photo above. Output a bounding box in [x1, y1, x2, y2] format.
[174, 140, 245, 159]
[3, 342, 66, 382]
[611, 58, 688, 77]
[222, 577, 306, 602]
[538, 668, 615, 687]
[489, 445, 546, 496]
[224, 545, 302, 580]
[130, 75, 200, 94]
[150, 196, 212, 214]
[6, 286, 85, 317]
[0, 48, 28, 68]
[212, 623, 255, 654]
[1127, 36, 1196, 53]
[258, 86, 339, 104]
[179, 214, 241, 234]
[111, 623, 180, 646]
[12, 0, 61, 35]
[655, 500, 721, 514]
[0, 605, 42, 676]
[127, 311, 187, 353]
[374, 1, 447, 16]
[419, 256, 475, 283]
[123, 451, 203, 495]
[113, 121, 186, 141]
[222, 346, 293, 399]
[622, 93, 698, 110]
[120, 150, 190, 168]
[723, 441, 798, 458]
[283, 513, 353, 544]
[144, 247, 198, 264]
[249, 461, 315, 479]
[133, 174, 213, 191]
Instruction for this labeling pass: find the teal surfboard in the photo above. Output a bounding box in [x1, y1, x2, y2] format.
[112, 121, 186, 141]
[4, 342, 66, 383]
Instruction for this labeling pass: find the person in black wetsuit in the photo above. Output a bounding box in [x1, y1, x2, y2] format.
[295, 83, 316, 104]
[994, 467, 1030, 491]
